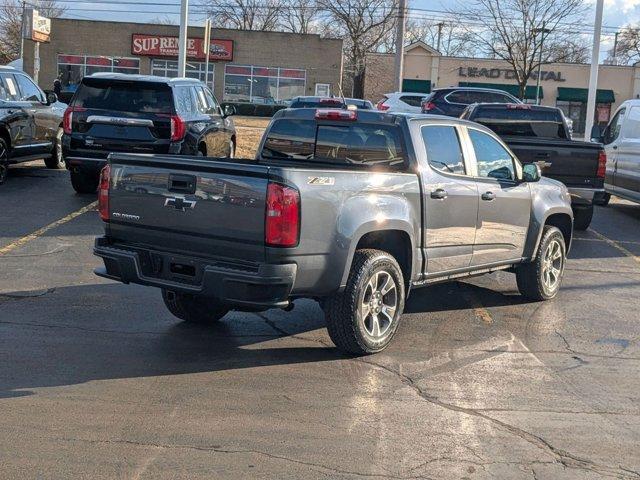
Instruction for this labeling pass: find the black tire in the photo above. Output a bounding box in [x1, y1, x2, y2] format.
[324, 249, 405, 355]
[70, 170, 99, 194]
[516, 226, 566, 301]
[0, 137, 8, 185]
[572, 205, 594, 230]
[161, 289, 229, 324]
[44, 128, 64, 169]
[593, 192, 611, 207]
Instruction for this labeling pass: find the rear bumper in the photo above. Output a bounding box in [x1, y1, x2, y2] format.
[65, 156, 107, 174]
[93, 237, 297, 309]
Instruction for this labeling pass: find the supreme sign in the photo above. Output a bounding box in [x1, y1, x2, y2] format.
[131, 34, 233, 61]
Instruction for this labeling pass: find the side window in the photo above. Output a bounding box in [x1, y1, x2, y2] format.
[173, 86, 196, 115]
[446, 91, 470, 104]
[0, 74, 20, 101]
[400, 95, 423, 107]
[194, 86, 209, 114]
[604, 108, 625, 144]
[469, 129, 515, 181]
[15, 74, 44, 102]
[421, 125, 466, 175]
[623, 107, 640, 139]
[203, 87, 221, 114]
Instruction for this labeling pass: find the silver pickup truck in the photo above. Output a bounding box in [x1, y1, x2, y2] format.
[94, 108, 573, 354]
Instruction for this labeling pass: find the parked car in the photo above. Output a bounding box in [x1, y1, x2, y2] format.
[62, 73, 236, 194]
[289, 96, 374, 109]
[93, 107, 573, 354]
[376, 92, 428, 113]
[421, 87, 521, 117]
[0, 66, 66, 184]
[461, 103, 605, 229]
[592, 99, 640, 206]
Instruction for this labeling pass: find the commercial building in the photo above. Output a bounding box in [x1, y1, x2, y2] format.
[23, 19, 343, 106]
[365, 41, 640, 134]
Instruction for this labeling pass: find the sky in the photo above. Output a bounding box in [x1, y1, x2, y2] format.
[51, 0, 640, 61]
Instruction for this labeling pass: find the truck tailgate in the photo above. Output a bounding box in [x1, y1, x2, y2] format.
[106, 154, 268, 262]
[504, 137, 601, 188]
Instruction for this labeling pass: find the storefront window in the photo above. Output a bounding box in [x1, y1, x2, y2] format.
[57, 55, 140, 93]
[223, 65, 306, 104]
[151, 59, 214, 89]
[556, 101, 611, 135]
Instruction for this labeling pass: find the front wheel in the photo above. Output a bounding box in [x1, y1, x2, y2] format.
[0, 137, 8, 185]
[516, 226, 566, 301]
[161, 289, 229, 324]
[44, 128, 64, 169]
[70, 170, 99, 194]
[324, 249, 405, 355]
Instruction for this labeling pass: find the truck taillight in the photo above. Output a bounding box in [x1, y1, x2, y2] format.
[98, 164, 110, 222]
[62, 106, 86, 134]
[597, 150, 607, 178]
[376, 100, 389, 111]
[170, 115, 187, 142]
[314, 109, 357, 121]
[265, 182, 300, 247]
[422, 101, 436, 112]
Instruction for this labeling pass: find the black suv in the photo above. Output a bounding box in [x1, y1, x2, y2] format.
[289, 96, 374, 109]
[0, 66, 66, 185]
[420, 87, 521, 117]
[62, 74, 236, 193]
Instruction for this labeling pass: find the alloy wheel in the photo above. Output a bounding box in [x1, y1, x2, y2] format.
[542, 239, 564, 292]
[361, 270, 398, 339]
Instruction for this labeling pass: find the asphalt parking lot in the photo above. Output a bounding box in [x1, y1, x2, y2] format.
[1, 161, 639, 480]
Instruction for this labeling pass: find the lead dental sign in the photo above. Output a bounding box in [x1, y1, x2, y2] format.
[458, 66, 566, 82]
[131, 34, 234, 61]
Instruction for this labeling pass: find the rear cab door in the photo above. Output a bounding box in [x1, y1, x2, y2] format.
[0, 72, 33, 156]
[601, 105, 626, 192]
[13, 72, 55, 155]
[67, 77, 176, 159]
[193, 85, 231, 157]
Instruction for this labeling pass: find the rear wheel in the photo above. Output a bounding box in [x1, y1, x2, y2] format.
[70, 170, 99, 194]
[572, 204, 593, 230]
[0, 138, 8, 185]
[44, 128, 64, 169]
[324, 249, 405, 355]
[516, 226, 566, 301]
[161, 289, 229, 324]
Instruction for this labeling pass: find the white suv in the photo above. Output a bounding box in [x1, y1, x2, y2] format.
[376, 92, 426, 113]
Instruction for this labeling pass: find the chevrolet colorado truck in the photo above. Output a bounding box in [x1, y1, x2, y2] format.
[94, 108, 573, 354]
[461, 103, 606, 230]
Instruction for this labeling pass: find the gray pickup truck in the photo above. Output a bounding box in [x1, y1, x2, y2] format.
[94, 108, 573, 354]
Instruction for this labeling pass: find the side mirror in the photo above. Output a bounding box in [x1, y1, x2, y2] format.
[522, 163, 541, 182]
[222, 104, 236, 118]
[46, 92, 57, 106]
[590, 124, 603, 143]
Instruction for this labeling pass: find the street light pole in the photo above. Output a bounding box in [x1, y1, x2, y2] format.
[177, 0, 189, 77]
[585, 0, 604, 141]
[393, 0, 407, 92]
[203, 19, 211, 89]
[534, 22, 550, 105]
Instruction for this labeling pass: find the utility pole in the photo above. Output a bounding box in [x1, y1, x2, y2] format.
[612, 31, 620, 65]
[177, 0, 189, 77]
[393, 0, 407, 92]
[533, 22, 550, 105]
[203, 18, 211, 89]
[585, 0, 604, 141]
[19, 1, 26, 62]
[436, 22, 444, 52]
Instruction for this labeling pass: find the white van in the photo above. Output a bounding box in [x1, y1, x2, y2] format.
[596, 99, 640, 205]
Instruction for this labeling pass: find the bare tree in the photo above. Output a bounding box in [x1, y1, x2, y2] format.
[280, 0, 321, 34]
[453, 0, 586, 99]
[319, 0, 397, 98]
[547, 36, 590, 63]
[150, 15, 178, 25]
[606, 27, 640, 65]
[0, 0, 65, 62]
[405, 20, 478, 57]
[201, 0, 283, 31]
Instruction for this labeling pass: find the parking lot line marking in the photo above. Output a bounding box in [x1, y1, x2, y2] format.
[0, 201, 97, 256]
[588, 228, 640, 266]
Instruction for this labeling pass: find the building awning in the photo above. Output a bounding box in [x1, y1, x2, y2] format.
[557, 87, 615, 103]
[458, 82, 542, 100]
[402, 79, 431, 93]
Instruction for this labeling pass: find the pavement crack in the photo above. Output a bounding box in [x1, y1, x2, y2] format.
[0, 288, 56, 299]
[352, 356, 639, 479]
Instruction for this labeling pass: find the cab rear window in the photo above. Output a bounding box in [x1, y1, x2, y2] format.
[73, 78, 173, 114]
[262, 119, 405, 169]
[473, 107, 568, 139]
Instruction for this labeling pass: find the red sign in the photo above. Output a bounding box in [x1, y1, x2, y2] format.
[131, 34, 233, 61]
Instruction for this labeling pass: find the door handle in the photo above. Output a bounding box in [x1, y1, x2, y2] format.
[481, 191, 496, 201]
[430, 188, 448, 199]
[612, 145, 618, 150]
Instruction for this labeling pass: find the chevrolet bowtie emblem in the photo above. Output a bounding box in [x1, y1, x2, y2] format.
[164, 197, 196, 211]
